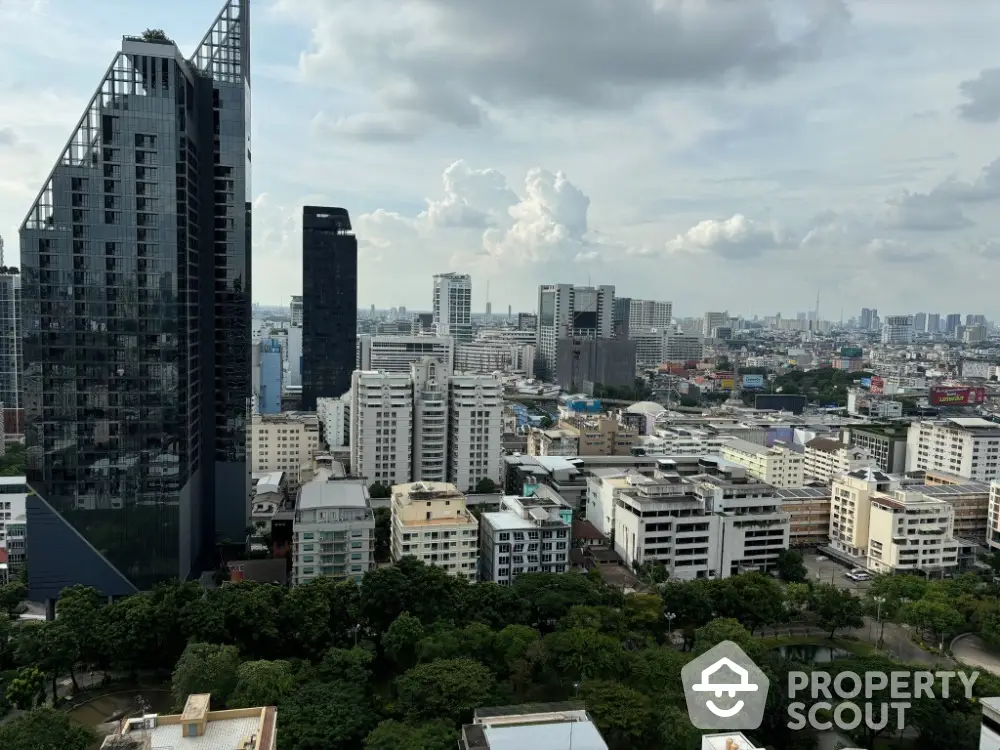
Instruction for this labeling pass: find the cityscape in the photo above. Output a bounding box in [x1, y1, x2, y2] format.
[2, 1, 1000, 749]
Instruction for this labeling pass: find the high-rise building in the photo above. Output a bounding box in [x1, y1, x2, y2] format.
[301, 207, 357, 410]
[913, 312, 927, 334]
[412, 358, 449, 482]
[967, 314, 987, 327]
[860, 307, 879, 331]
[927, 313, 941, 334]
[0, 262, 22, 437]
[881, 315, 914, 345]
[536, 284, 614, 379]
[287, 294, 303, 388]
[448, 374, 502, 491]
[350, 370, 414, 487]
[946, 313, 962, 335]
[357, 334, 454, 374]
[703, 311, 729, 338]
[19, 0, 251, 599]
[290, 295, 303, 326]
[258, 338, 282, 415]
[613, 297, 672, 336]
[432, 272, 472, 343]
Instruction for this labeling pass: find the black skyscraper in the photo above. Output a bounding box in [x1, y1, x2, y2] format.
[19, 0, 251, 600]
[301, 207, 357, 410]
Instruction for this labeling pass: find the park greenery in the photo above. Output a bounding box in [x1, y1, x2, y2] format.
[1, 564, 1000, 748]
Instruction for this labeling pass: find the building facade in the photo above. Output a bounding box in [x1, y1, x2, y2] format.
[881, 315, 914, 345]
[432, 272, 472, 344]
[906, 418, 1000, 482]
[721, 439, 804, 488]
[20, 0, 250, 598]
[846, 424, 908, 474]
[292, 476, 375, 585]
[663, 331, 704, 363]
[301, 207, 357, 410]
[412, 358, 449, 482]
[257, 338, 282, 415]
[479, 493, 572, 584]
[536, 284, 614, 379]
[613, 297, 672, 336]
[0, 476, 28, 583]
[554, 337, 637, 392]
[357, 334, 454, 374]
[448, 374, 502, 490]
[803, 438, 873, 483]
[390, 481, 478, 579]
[349, 371, 413, 486]
[250, 412, 320, 490]
[0, 267, 22, 437]
[316, 395, 349, 449]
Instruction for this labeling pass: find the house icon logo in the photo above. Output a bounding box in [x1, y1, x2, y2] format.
[681, 641, 769, 730]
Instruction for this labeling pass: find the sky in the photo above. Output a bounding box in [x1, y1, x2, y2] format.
[1, 0, 1000, 320]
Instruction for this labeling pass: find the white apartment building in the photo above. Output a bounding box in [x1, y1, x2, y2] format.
[803, 437, 874, 483]
[0, 476, 27, 583]
[703, 311, 729, 338]
[536, 284, 615, 377]
[637, 430, 735, 457]
[631, 328, 665, 368]
[455, 340, 519, 374]
[432, 272, 472, 343]
[721, 438, 804, 488]
[412, 358, 449, 482]
[866, 491, 959, 575]
[357, 334, 454, 374]
[627, 299, 673, 330]
[448, 374, 502, 491]
[988, 481, 1000, 552]
[980, 697, 1000, 750]
[663, 331, 704, 363]
[829, 468, 893, 558]
[479, 493, 572, 584]
[390, 481, 479, 579]
[316, 394, 350, 449]
[906, 418, 1000, 482]
[350, 370, 413, 486]
[881, 315, 914, 345]
[292, 475, 375, 585]
[251, 412, 321, 489]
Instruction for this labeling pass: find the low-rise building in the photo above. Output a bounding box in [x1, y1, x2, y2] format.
[479, 492, 572, 584]
[987, 482, 1000, 552]
[846, 423, 908, 474]
[914, 481, 991, 542]
[721, 438, 804, 488]
[460, 704, 608, 750]
[102, 693, 277, 750]
[292, 475, 375, 585]
[867, 491, 959, 576]
[390, 481, 479, 579]
[251, 412, 321, 489]
[830, 468, 893, 559]
[907, 418, 1000, 482]
[527, 427, 579, 457]
[0, 476, 26, 583]
[803, 437, 873, 483]
[774, 486, 832, 547]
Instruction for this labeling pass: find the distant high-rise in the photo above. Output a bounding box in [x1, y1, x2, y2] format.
[301, 207, 357, 410]
[703, 311, 729, 338]
[432, 272, 472, 343]
[926, 313, 940, 334]
[19, 0, 251, 599]
[614, 297, 672, 337]
[882, 315, 914, 345]
[967, 314, 987, 327]
[0, 260, 23, 438]
[258, 339, 282, 415]
[536, 284, 614, 379]
[945, 314, 962, 335]
[913, 312, 927, 334]
[860, 307, 879, 331]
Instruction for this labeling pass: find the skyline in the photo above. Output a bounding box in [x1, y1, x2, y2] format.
[2, 0, 1000, 315]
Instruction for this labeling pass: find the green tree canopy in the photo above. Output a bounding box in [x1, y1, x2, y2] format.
[0, 708, 95, 750]
[363, 719, 457, 750]
[170, 642, 241, 710]
[394, 658, 495, 725]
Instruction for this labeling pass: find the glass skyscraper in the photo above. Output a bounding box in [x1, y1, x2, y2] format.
[301, 207, 357, 411]
[19, 0, 251, 599]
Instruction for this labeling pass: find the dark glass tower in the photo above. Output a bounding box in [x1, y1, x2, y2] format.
[301, 207, 357, 411]
[19, 0, 251, 599]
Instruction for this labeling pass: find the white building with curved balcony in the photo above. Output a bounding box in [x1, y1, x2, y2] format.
[412, 358, 449, 482]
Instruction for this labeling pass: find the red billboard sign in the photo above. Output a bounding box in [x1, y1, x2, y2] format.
[869, 376, 884, 395]
[929, 386, 986, 406]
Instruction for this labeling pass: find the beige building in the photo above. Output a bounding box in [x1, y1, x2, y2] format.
[867, 492, 959, 576]
[390, 482, 479, 579]
[830, 468, 892, 558]
[906, 418, 1000, 482]
[914, 481, 991, 542]
[528, 427, 579, 457]
[528, 416, 636, 458]
[803, 438, 873, 483]
[251, 412, 321, 490]
[721, 438, 804, 488]
[775, 487, 831, 546]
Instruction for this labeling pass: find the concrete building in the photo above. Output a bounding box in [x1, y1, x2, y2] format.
[412, 358, 450, 482]
[990, 482, 1000, 552]
[866, 491, 960, 576]
[914, 481, 991, 542]
[528, 415, 636, 459]
[357, 334, 454, 374]
[663, 330, 704, 363]
[554, 337, 637, 392]
[316, 395, 349, 449]
[251, 413, 321, 490]
[906, 418, 1000, 482]
[721, 438, 804, 488]
[349, 370, 413, 486]
[448, 374, 503, 491]
[0, 476, 27, 583]
[536, 284, 615, 379]
[631, 327, 666, 368]
[257, 338, 283, 415]
[614, 297, 672, 336]
[845, 424, 908, 474]
[461, 704, 608, 750]
[102, 693, 277, 750]
[479, 492, 572, 584]
[803, 438, 874, 483]
[432, 272, 472, 344]
[958, 324, 988, 344]
[527, 427, 580, 457]
[775, 487, 831, 546]
[390, 481, 478, 579]
[830, 468, 893, 559]
[881, 315, 914, 345]
[927, 313, 941, 334]
[703, 311, 729, 338]
[0, 267, 21, 438]
[292, 476, 375, 585]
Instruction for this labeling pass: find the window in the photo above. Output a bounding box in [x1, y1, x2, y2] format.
[186, 724, 198, 737]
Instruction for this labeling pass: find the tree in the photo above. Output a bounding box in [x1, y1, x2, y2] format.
[140, 28, 172, 43]
[658, 705, 704, 750]
[4, 666, 46, 710]
[713, 573, 785, 634]
[383, 613, 425, 670]
[373, 507, 391, 563]
[0, 708, 95, 750]
[811, 584, 864, 639]
[0, 578, 27, 618]
[56, 585, 104, 673]
[363, 719, 457, 750]
[279, 680, 376, 750]
[775, 549, 807, 582]
[368, 482, 392, 499]
[394, 658, 495, 725]
[784, 582, 813, 614]
[229, 660, 296, 709]
[474, 477, 498, 494]
[900, 598, 964, 646]
[492, 624, 541, 674]
[540, 627, 627, 685]
[171, 642, 241, 710]
[579, 681, 654, 750]
[692, 618, 757, 656]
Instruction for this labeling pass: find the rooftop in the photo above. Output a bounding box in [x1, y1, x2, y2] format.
[298, 477, 369, 510]
[852, 423, 909, 438]
[462, 703, 608, 750]
[806, 437, 848, 454]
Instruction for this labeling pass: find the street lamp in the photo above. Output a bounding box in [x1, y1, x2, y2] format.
[664, 611, 677, 644]
[873, 596, 886, 647]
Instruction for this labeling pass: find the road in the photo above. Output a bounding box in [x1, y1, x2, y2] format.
[952, 633, 1000, 677]
[802, 552, 872, 592]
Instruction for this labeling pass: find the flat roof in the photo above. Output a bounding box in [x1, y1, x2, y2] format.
[0, 476, 28, 486]
[145, 714, 262, 750]
[721, 438, 772, 455]
[914, 482, 992, 497]
[482, 512, 538, 531]
[298, 478, 369, 510]
[483, 721, 607, 750]
[946, 417, 1000, 430]
[774, 487, 832, 500]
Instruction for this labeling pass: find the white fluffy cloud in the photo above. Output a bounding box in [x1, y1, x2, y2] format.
[665, 214, 785, 258]
[422, 160, 518, 229]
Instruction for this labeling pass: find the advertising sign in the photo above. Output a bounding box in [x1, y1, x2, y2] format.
[742, 374, 765, 389]
[869, 376, 885, 395]
[841, 346, 863, 358]
[929, 386, 987, 406]
[860, 377, 872, 389]
[719, 378, 735, 390]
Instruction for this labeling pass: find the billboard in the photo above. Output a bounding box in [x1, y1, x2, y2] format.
[841, 346, 863, 358]
[755, 394, 807, 415]
[719, 378, 735, 390]
[860, 377, 872, 389]
[869, 376, 885, 395]
[929, 386, 986, 406]
[742, 374, 765, 389]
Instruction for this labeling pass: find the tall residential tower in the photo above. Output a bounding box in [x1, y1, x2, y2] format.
[19, 0, 251, 599]
[432, 272, 472, 344]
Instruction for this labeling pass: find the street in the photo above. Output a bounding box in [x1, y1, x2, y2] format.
[802, 552, 871, 592]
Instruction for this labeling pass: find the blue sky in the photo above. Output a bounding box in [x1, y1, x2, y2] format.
[2, 0, 1000, 319]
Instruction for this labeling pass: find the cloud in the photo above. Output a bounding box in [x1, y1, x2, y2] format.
[0, 127, 16, 147]
[864, 238, 934, 263]
[882, 191, 973, 231]
[422, 160, 518, 229]
[969, 240, 1000, 260]
[278, 0, 849, 138]
[665, 214, 786, 258]
[958, 68, 1000, 123]
[312, 111, 431, 142]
